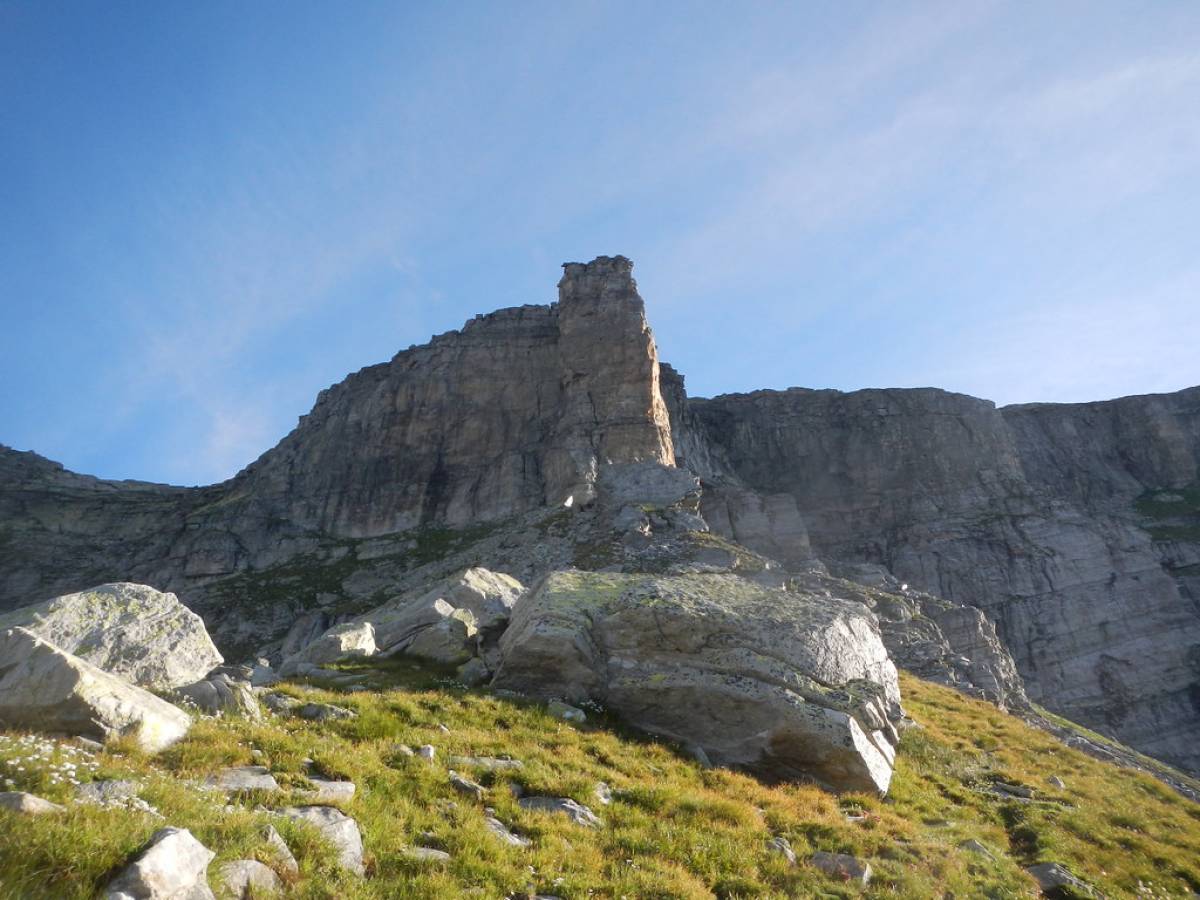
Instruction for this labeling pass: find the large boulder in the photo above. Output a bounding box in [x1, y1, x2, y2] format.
[283, 568, 526, 669]
[492, 571, 903, 793]
[0, 583, 222, 691]
[370, 568, 523, 651]
[0, 627, 191, 753]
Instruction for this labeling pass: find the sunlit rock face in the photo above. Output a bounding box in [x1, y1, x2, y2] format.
[0, 255, 1198, 778]
[232, 254, 675, 537]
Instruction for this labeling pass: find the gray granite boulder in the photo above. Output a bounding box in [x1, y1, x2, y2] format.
[0, 627, 191, 753]
[0, 582, 221, 691]
[104, 827, 215, 899]
[279, 805, 364, 875]
[493, 571, 902, 794]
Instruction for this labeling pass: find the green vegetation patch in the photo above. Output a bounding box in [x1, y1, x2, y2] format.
[1, 672, 1198, 898]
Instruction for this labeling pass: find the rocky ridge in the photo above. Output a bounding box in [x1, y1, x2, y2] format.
[1, 255, 1198, 779]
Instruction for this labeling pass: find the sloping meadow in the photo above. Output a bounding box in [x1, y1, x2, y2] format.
[1, 664, 1198, 898]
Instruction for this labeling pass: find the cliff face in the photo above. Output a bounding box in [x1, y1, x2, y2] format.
[677, 383, 1200, 772]
[2, 255, 1198, 774]
[232, 255, 674, 539]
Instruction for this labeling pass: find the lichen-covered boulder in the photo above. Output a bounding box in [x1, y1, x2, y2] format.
[492, 571, 903, 794]
[0, 582, 222, 691]
[0, 627, 191, 753]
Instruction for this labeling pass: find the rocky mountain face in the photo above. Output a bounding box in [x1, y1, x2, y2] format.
[2, 255, 1198, 777]
[669, 380, 1200, 773]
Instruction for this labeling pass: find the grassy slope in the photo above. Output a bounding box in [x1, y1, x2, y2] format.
[1, 667, 1198, 899]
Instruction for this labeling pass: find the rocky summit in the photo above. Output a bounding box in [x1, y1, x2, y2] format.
[0, 255, 1199, 895]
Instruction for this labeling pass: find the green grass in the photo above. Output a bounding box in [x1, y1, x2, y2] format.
[2, 671, 1198, 898]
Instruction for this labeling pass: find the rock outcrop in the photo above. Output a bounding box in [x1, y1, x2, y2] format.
[0, 582, 222, 691]
[0, 627, 192, 752]
[493, 571, 903, 793]
[0, 254, 1197, 778]
[673, 383, 1200, 773]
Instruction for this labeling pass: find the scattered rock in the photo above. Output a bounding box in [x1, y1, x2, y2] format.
[263, 824, 299, 876]
[205, 766, 279, 792]
[810, 850, 872, 885]
[403, 847, 451, 862]
[393, 743, 415, 757]
[1047, 775, 1066, 789]
[103, 827, 216, 899]
[262, 693, 300, 714]
[993, 781, 1034, 799]
[278, 622, 377, 677]
[449, 771, 487, 800]
[0, 582, 222, 691]
[518, 796, 601, 828]
[484, 813, 530, 847]
[0, 627, 191, 753]
[0, 791, 65, 814]
[547, 700, 586, 723]
[279, 805, 365, 876]
[77, 779, 142, 804]
[592, 782, 612, 806]
[959, 838, 994, 858]
[417, 745, 436, 762]
[176, 673, 262, 721]
[218, 859, 281, 898]
[767, 836, 796, 865]
[448, 756, 524, 772]
[305, 778, 356, 802]
[1026, 862, 1096, 896]
[296, 702, 357, 722]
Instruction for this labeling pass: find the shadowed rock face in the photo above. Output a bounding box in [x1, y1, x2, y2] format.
[676, 384, 1200, 773]
[0, 255, 1198, 775]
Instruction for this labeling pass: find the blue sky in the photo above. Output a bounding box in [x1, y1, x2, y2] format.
[2, 1, 1198, 486]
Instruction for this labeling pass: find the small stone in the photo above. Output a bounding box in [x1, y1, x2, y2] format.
[1026, 862, 1095, 895]
[437, 723, 451, 734]
[810, 851, 872, 885]
[767, 836, 796, 865]
[593, 782, 612, 805]
[103, 827, 216, 899]
[77, 780, 142, 805]
[448, 755, 524, 772]
[418, 745, 436, 762]
[205, 766, 279, 792]
[547, 700, 586, 723]
[394, 744, 415, 757]
[959, 839, 994, 858]
[219, 859, 281, 898]
[404, 846, 451, 862]
[518, 796, 601, 828]
[278, 805, 364, 876]
[305, 778, 356, 802]
[449, 771, 487, 800]
[484, 815, 530, 848]
[0, 791, 65, 815]
[1047, 775, 1066, 789]
[992, 781, 1033, 799]
[263, 825, 299, 876]
[296, 702, 357, 722]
